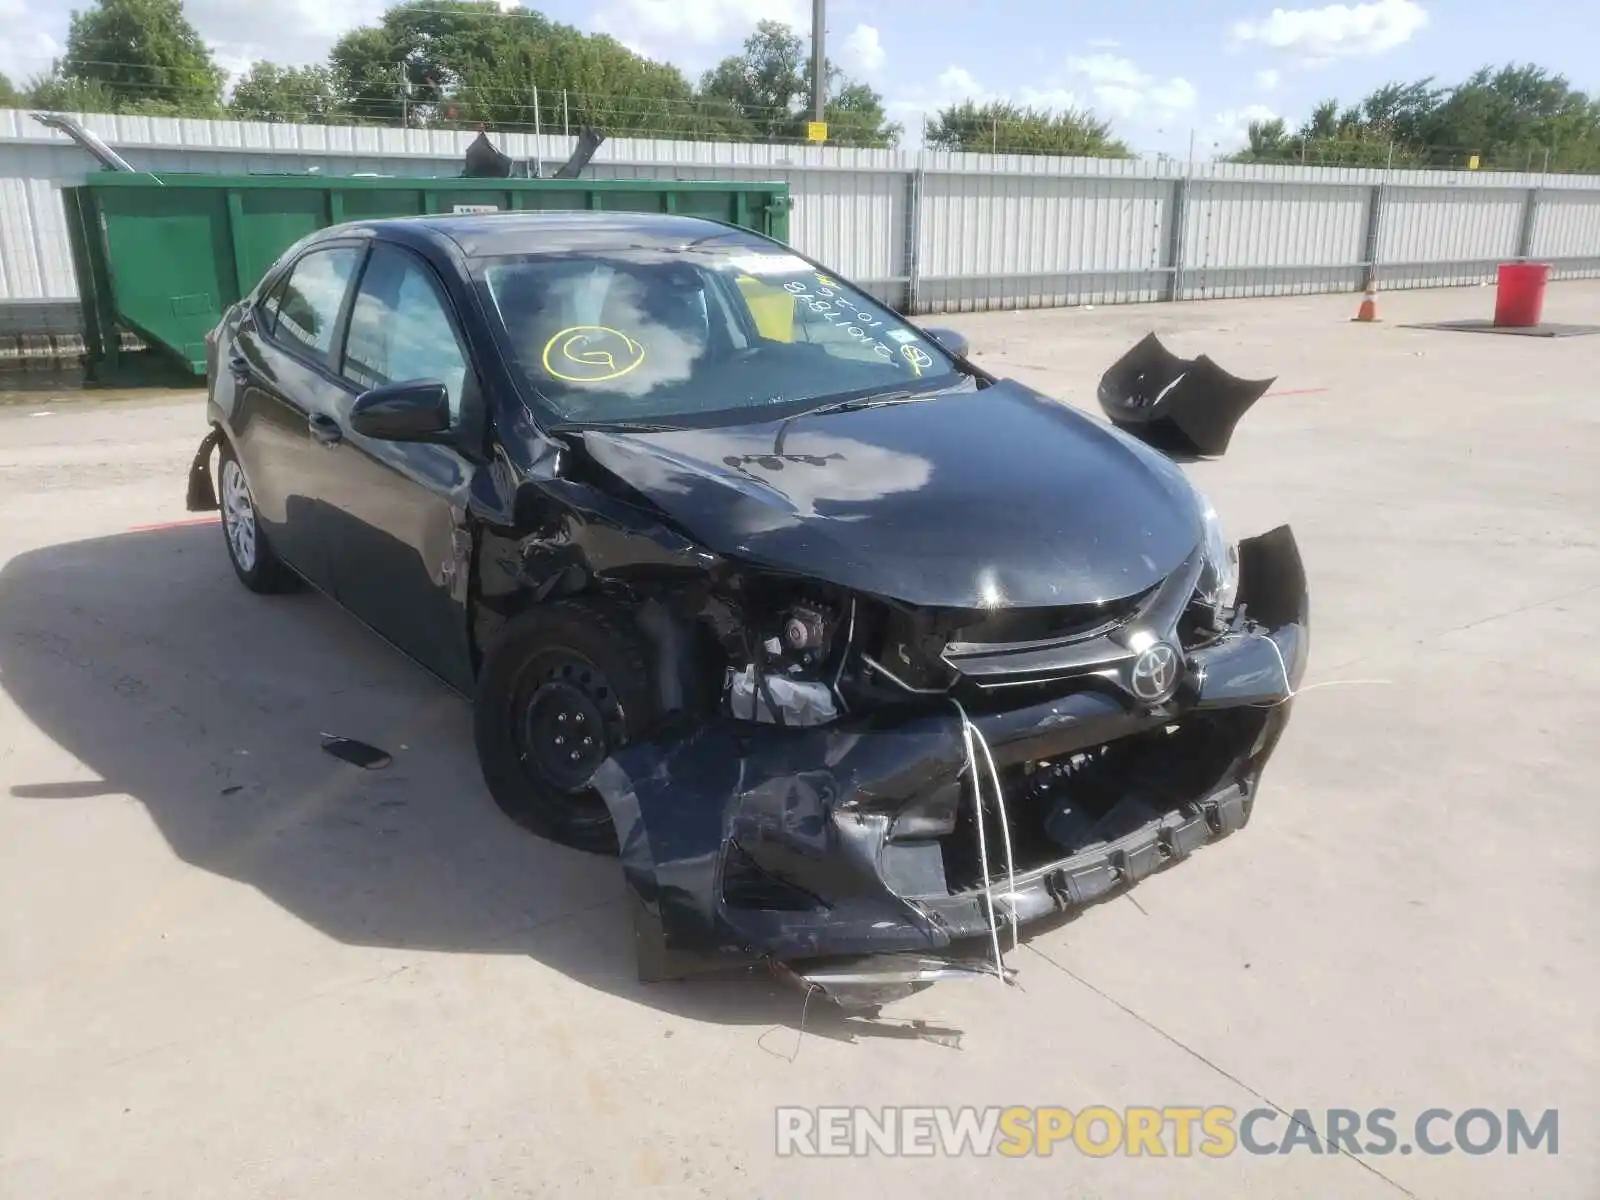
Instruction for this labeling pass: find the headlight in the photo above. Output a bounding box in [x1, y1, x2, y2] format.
[1194, 490, 1239, 612]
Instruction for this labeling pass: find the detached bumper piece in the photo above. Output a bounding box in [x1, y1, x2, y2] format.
[1098, 333, 1275, 457]
[185, 428, 222, 512]
[592, 527, 1308, 1008]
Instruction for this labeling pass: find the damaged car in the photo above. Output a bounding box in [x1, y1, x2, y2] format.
[188, 211, 1308, 1003]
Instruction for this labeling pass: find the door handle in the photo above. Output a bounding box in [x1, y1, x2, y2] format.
[308, 412, 343, 447]
[228, 353, 250, 382]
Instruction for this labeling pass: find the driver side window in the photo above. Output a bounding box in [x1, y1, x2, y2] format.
[342, 245, 471, 423]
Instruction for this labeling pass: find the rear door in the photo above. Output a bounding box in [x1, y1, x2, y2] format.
[228, 242, 364, 592]
[322, 242, 480, 692]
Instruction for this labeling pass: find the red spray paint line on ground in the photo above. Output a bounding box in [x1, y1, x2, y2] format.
[126, 515, 219, 532]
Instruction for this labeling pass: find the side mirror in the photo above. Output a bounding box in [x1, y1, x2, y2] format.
[922, 325, 970, 359]
[350, 381, 452, 443]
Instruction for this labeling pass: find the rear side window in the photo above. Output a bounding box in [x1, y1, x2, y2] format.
[271, 247, 362, 366]
[342, 245, 470, 423]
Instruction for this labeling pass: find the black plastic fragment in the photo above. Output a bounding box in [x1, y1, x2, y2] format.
[319, 736, 392, 770]
[554, 128, 606, 179]
[463, 130, 514, 179]
[1097, 332, 1275, 457]
[185, 428, 221, 512]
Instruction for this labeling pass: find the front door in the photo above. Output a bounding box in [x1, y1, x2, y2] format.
[321, 242, 479, 692]
[230, 243, 365, 592]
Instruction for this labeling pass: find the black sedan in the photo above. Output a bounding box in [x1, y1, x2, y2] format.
[189, 211, 1308, 1004]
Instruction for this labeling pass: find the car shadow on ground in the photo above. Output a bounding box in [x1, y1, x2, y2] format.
[1, 523, 1028, 1046]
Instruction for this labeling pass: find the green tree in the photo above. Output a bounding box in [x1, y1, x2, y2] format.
[0, 73, 20, 107]
[699, 19, 899, 146]
[822, 80, 900, 148]
[699, 20, 807, 140]
[1243, 117, 1290, 159]
[330, 1, 710, 135]
[327, 26, 405, 125]
[925, 99, 1130, 156]
[229, 63, 340, 124]
[1227, 63, 1600, 171]
[21, 74, 120, 113]
[59, 0, 224, 114]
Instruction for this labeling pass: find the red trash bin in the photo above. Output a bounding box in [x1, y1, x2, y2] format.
[1494, 262, 1550, 327]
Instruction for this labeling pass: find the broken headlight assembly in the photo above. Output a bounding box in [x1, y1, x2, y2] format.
[1193, 489, 1239, 618]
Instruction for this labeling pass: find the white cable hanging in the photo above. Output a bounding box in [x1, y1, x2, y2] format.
[951, 699, 1019, 980]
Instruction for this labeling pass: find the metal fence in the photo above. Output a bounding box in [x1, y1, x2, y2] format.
[3, 108, 1599, 337]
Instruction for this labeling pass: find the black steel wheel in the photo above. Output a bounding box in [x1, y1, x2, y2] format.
[474, 600, 659, 855]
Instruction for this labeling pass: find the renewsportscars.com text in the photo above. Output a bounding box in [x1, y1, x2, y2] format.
[775, 1105, 1559, 1158]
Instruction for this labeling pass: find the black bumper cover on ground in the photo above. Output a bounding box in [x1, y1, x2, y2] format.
[593, 526, 1309, 988]
[1098, 333, 1276, 457]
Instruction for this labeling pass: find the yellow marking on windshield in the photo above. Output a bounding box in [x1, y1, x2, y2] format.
[541, 325, 646, 383]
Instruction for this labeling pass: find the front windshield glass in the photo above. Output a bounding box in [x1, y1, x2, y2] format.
[478, 244, 963, 424]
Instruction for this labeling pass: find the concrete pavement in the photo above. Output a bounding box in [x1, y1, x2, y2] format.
[2, 282, 1596, 1198]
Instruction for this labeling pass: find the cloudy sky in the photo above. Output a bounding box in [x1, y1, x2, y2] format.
[1, 0, 1593, 154]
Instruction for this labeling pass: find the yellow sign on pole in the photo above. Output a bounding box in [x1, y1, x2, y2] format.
[1467, 154, 1481, 170]
[806, 121, 828, 144]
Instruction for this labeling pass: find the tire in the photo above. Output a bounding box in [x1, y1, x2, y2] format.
[217, 440, 299, 594]
[474, 600, 661, 855]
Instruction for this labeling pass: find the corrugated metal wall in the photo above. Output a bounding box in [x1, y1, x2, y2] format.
[4, 108, 1600, 325]
[1182, 181, 1370, 299]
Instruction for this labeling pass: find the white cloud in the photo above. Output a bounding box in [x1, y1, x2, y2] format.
[183, 0, 387, 75]
[1232, 0, 1428, 59]
[1255, 67, 1281, 90]
[595, 0, 805, 49]
[887, 66, 1084, 145]
[842, 24, 885, 73]
[1065, 53, 1197, 121]
[1210, 104, 1280, 148]
[1067, 53, 1147, 88]
[0, 0, 800, 99]
[0, 19, 62, 82]
[936, 66, 984, 97]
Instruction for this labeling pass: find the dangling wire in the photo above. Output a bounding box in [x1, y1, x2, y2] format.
[852, 648, 1010, 983]
[831, 597, 857, 714]
[968, 713, 1019, 954]
[952, 702, 1004, 982]
[1238, 631, 1391, 708]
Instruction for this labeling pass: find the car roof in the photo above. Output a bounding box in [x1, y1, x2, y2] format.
[341, 211, 769, 260]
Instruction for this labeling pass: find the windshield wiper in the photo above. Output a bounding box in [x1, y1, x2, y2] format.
[801, 389, 941, 417]
[551, 419, 684, 433]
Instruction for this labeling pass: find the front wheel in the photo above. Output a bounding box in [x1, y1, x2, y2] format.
[474, 601, 661, 855]
[217, 442, 298, 593]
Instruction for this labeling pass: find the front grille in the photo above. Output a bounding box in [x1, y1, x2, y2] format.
[943, 589, 1149, 652]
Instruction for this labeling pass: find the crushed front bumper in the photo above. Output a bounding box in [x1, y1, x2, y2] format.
[593, 526, 1308, 997]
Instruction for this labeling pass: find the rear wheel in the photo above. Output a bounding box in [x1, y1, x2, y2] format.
[218, 443, 298, 594]
[474, 601, 660, 855]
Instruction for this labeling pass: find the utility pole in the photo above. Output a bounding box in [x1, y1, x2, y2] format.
[531, 84, 542, 176]
[811, 0, 826, 124]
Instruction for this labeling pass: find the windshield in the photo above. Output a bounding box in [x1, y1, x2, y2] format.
[477, 245, 963, 425]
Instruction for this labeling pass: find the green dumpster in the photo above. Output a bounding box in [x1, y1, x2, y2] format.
[62, 173, 793, 383]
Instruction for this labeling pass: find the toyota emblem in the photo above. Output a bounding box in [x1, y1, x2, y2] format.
[1129, 642, 1181, 702]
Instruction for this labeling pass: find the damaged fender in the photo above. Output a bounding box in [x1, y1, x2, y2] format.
[1098, 333, 1275, 458]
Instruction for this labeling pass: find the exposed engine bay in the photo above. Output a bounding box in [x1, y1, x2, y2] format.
[468, 376, 1310, 1009]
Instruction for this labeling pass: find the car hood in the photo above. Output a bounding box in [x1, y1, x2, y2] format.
[575, 378, 1203, 609]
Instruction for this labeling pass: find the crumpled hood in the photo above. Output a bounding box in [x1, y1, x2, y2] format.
[576, 378, 1203, 609]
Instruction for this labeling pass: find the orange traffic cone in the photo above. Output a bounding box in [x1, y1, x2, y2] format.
[1353, 277, 1380, 322]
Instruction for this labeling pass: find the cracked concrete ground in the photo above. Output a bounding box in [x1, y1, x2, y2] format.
[2, 282, 1596, 1198]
